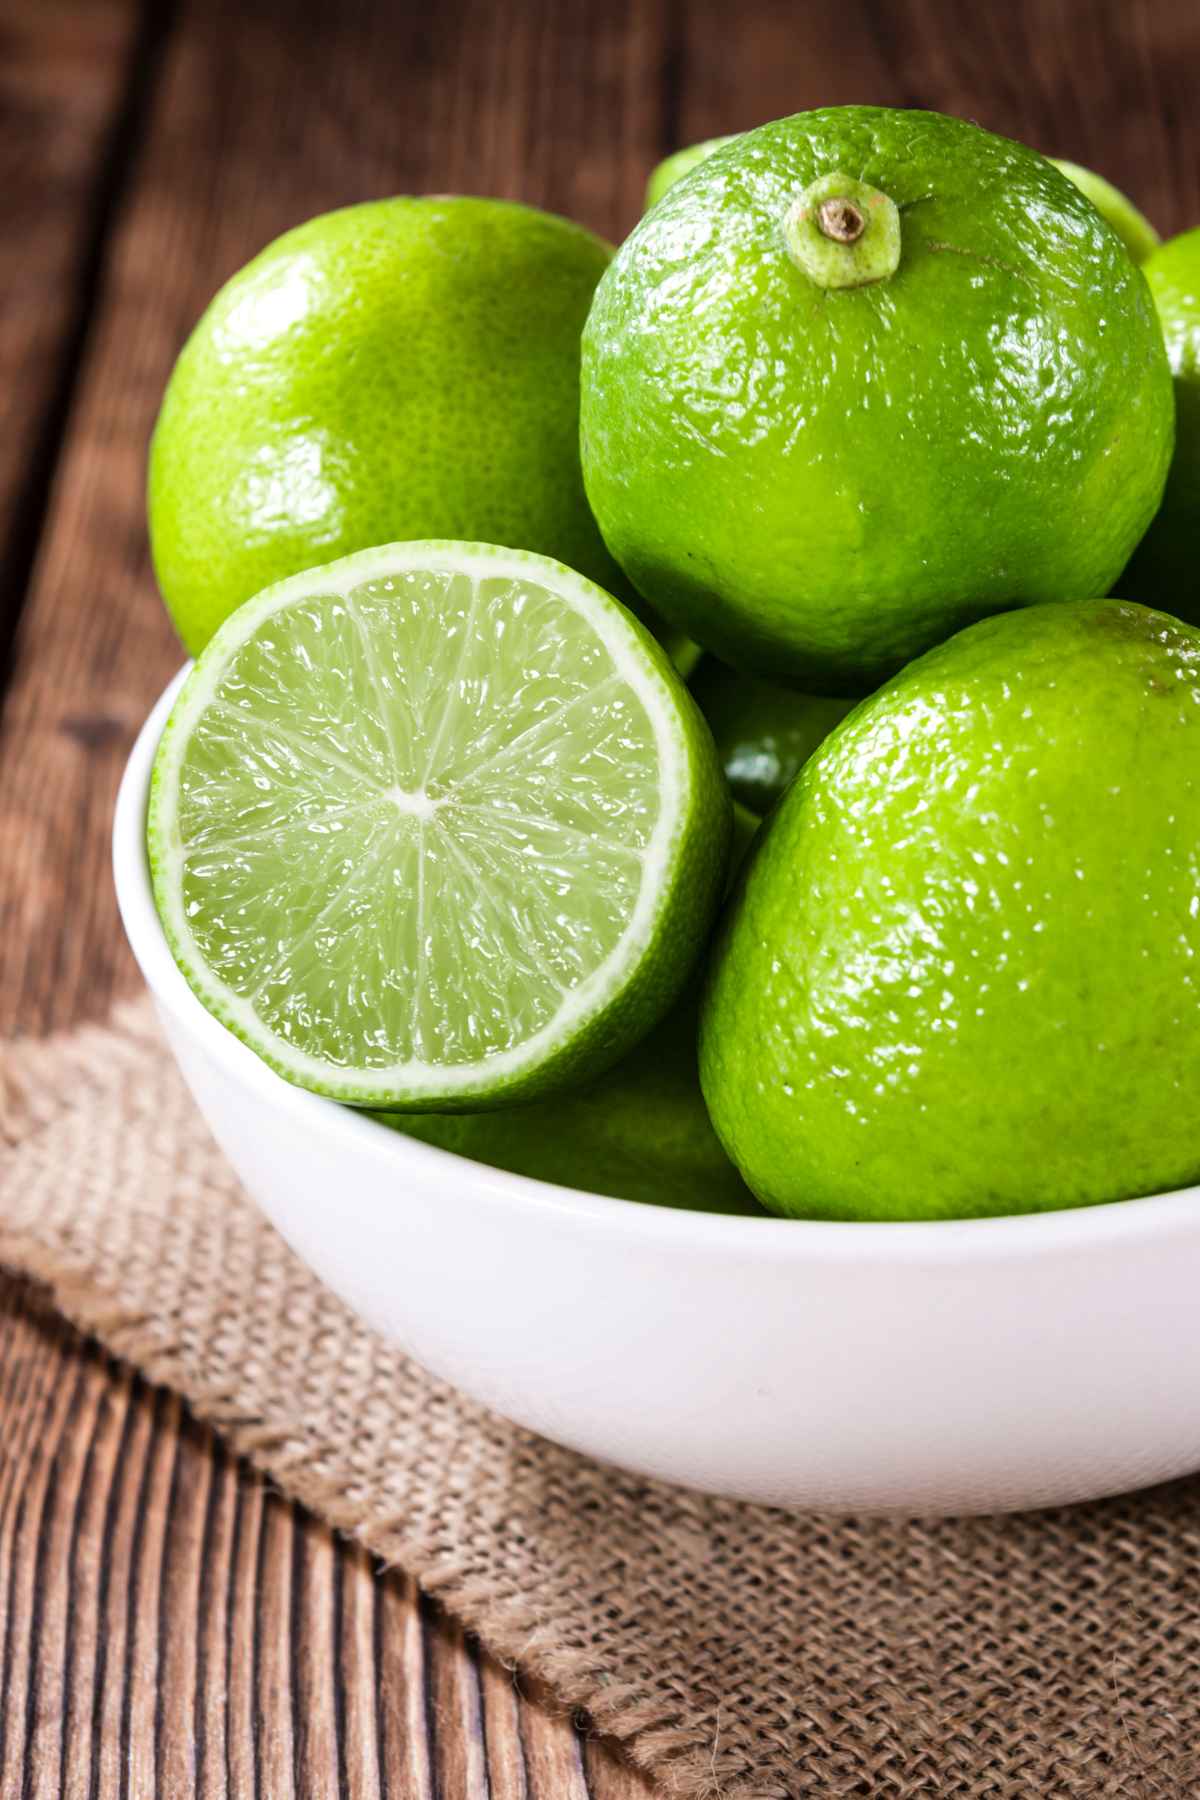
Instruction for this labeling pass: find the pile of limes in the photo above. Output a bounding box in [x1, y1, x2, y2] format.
[146, 106, 1200, 1222]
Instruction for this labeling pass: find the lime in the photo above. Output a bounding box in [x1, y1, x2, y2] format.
[582, 108, 1174, 693]
[379, 996, 760, 1213]
[379, 807, 760, 1208]
[1120, 227, 1200, 613]
[727, 797, 761, 869]
[690, 657, 855, 813]
[701, 599, 1200, 1221]
[1049, 159, 1160, 263]
[645, 136, 735, 209]
[648, 137, 1161, 265]
[149, 542, 730, 1108]
[148, 196, 679, 660]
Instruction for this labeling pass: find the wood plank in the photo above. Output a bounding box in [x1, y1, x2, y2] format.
[0, 0, 145, 671]
[671, 0, 1200, 238]
[0, 1280, 654, 1797]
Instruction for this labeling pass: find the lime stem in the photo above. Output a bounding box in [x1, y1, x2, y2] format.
[784, 172, 901, 290]
[817, 198, 866, 244]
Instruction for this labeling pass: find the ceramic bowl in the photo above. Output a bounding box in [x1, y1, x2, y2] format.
[114, 671, 1200, 1514]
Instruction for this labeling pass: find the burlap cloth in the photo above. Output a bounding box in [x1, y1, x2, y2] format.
[3, 998, 1200, 1798]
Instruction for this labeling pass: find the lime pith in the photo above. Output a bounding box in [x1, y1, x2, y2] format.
[379, 996, 760, 1214]
[149, 542, 729, 1108]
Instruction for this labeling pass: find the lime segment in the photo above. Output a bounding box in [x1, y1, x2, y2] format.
[149, 542, 729, 1107]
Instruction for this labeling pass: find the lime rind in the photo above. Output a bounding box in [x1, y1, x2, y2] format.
[149, 541, 728, 1108]
[1049, 158, 1161, 265]
[644, 136, 737, 212]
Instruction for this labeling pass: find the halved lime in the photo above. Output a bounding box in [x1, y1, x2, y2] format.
[149, 542, 729, 1108]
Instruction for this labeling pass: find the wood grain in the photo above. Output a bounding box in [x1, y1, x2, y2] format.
[670, 0, 1200, 237]
[0, 1279, 653, 1799]
[0, 0, 143, 672]
[3, 0, 1200, 1793]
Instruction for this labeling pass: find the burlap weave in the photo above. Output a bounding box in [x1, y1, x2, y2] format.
[3, 998, 1200, 1798]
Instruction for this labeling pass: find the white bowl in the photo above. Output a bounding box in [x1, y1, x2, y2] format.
[114, 671, 1200, 1515]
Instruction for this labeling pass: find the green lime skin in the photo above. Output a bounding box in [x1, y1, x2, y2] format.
[649, 139, 1162, 265]
[149, 196, 666, 657]
[378, 996, 760, 1214]
[690, 656, 855, 813]
[1050, 159, 1161, 264]
[701, 600, 1200, 1221]
[645, 136, 736, 210]
[1121, 227, 1200, 616]
[728, 797, 761, 869]
[582, 108, 1174, 694]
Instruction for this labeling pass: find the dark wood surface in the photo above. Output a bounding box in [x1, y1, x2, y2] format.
[2, 0, 1199, 1790]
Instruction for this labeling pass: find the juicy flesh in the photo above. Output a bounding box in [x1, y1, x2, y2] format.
[174, 571, 661, 1069]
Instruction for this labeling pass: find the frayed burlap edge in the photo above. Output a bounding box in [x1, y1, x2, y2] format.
[6, 999, 1200, 1800]
[0, 1001, 771, 1800]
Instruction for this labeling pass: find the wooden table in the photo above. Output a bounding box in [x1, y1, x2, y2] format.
[2, 0, 1198, 1790]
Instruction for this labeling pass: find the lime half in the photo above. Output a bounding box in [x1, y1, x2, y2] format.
[149, 542, 729, 1107]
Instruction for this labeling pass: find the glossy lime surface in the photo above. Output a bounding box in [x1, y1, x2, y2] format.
[1050, 159, 1160, 263]
[649, 139, 1162, 265]
[1121, 226, 1200, 617]
[690, 656, 855, 813]
[702, 600, 1200, 1220]
[645, 136, 735, 209]
[582, 108, 1174, 693]
[149, 197, 663, 656]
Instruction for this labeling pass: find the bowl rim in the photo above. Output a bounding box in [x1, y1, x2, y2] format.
[113, 665, 1200, 1266]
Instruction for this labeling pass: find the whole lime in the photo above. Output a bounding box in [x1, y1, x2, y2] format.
[149, 197, 655, 656]
[582, 108, 1174, 693]
[690, 656, 855, 813]
[1049, 159, 1160, 263]
[701, 600, 1200, 1221]
[380, 997, 760, 1214]
[645, 136, 736, 209]
[1121, 227, 1200, 614]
